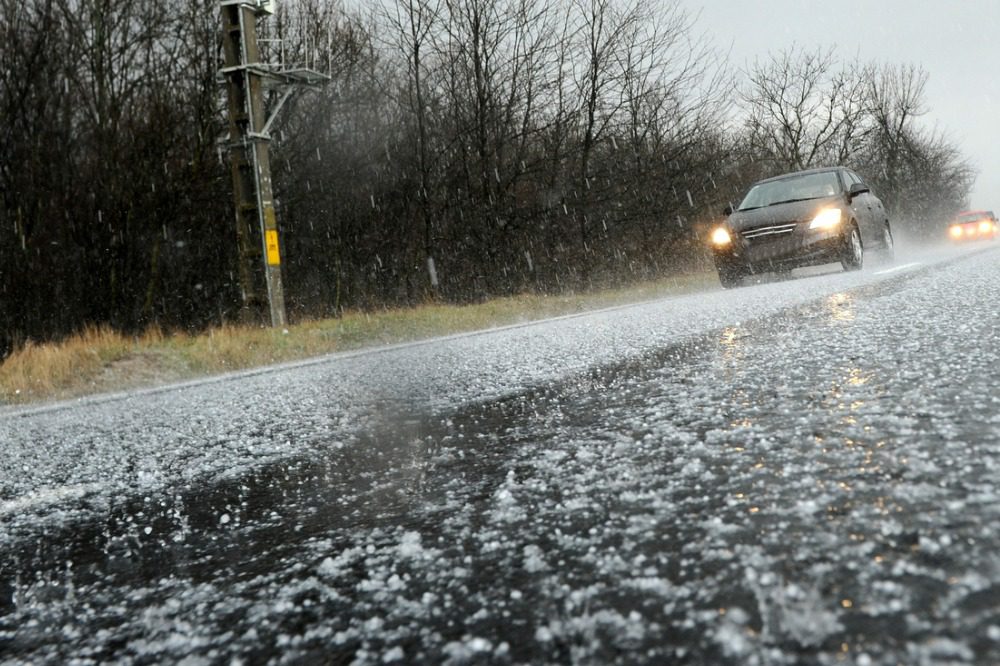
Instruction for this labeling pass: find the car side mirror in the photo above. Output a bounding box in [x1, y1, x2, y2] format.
[848, 182, 869, 199]
[723, 204, 733, 216]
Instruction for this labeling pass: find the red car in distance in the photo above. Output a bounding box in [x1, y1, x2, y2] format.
[949, 210, 998, 241]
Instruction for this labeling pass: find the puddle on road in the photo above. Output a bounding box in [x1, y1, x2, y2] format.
[1, 334, 729, 662]
[0, 380, 575, 607]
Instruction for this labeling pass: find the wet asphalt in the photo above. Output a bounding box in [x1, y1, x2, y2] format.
[2, 244, 1000, 664]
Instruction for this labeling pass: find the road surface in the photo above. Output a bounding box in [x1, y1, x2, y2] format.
[2, 243, 1000, 664]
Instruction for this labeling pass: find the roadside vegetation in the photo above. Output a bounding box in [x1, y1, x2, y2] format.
[0, 273, 714, 406]
[1, 0, 973, 363]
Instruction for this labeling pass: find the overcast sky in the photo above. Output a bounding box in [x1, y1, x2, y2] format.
[691, 0, 1000, 208]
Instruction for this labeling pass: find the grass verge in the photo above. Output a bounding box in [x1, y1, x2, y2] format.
[0, 272, 715, 406]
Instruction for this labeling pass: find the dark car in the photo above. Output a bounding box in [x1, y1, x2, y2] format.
[709, 167, 894, 288]
[948, 209, 997, 241]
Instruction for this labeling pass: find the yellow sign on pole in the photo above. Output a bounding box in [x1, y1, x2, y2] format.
[265, 229, 281, 265]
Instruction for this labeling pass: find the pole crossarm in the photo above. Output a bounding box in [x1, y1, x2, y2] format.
[219, 66, 328, 141]
[220, 0, 274, 16]
[219, 64, 330, 88]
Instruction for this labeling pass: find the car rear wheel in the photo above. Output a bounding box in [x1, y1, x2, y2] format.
[877, 223, 895, 263]
[841, 224, 863, 271]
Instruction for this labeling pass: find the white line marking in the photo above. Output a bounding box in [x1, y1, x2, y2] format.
[874, 262, 920, 275]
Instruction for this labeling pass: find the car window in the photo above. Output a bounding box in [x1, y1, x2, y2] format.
[958, 212, 987, 222]
[738, 171, 842, 210]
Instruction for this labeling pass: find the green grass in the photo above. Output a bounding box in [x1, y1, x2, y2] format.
[0, 272, 715, 405]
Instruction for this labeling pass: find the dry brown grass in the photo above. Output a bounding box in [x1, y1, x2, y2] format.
[0, 325, 135, 403]
[0, 272, 714, 405]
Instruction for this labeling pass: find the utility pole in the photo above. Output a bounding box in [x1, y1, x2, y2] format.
[220, 0, 327, 327]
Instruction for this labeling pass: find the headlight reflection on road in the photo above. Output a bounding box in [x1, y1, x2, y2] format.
[716, 326, 747, 385]
[719, 326, 741, 348]
[846, 368, 869, 388]
[826, 292, 855, 323]
[835, 368, 872, 427]
[860, 443, 884, 477]
[718, 326, 745, 363]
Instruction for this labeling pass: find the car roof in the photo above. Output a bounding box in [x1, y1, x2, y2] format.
[953, 210, 996, 222]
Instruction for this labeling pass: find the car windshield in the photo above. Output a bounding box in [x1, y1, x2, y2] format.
[957, 212, 989, 223]
[738, 171, 843, 210]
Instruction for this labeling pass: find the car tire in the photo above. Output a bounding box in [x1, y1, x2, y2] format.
[841, 224, 863, 271]
[718, 266, 745, 289]
[877, 222, 895, 263]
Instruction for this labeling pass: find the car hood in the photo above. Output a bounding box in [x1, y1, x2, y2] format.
[729, 197, 841, 231]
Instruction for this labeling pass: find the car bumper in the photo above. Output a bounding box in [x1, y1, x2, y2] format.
[949, 231, 996, 242]
[713, 227, 845, 274]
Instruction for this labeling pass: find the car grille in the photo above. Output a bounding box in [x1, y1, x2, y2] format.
[741, 222, 797, 242]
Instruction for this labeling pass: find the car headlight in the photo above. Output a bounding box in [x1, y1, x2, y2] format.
[980, 220, 993, 233]
[711, 227, 732, 247]
[808, 208, 842, 230]
[950, 225, 963, 238]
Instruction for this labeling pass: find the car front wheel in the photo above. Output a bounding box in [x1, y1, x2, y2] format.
[717, 265, 745, 289]
[841, 224, 863, 271]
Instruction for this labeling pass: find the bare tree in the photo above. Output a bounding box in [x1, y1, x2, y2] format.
[861, 63, 929, 213]
[573, 0, 636, 198]
[741, 46, 868, 170]
[860, 106, 975, 239]
[891, 126, 975, 237]
[0, 0, 234, 354]
[378, 0, 442, 293]
[738, 50, 974, 239]
[0, 0, 62, 252]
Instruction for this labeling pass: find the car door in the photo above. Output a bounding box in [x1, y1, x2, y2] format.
[867, 185, 889, 244]
[845, 170, 879, 246]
